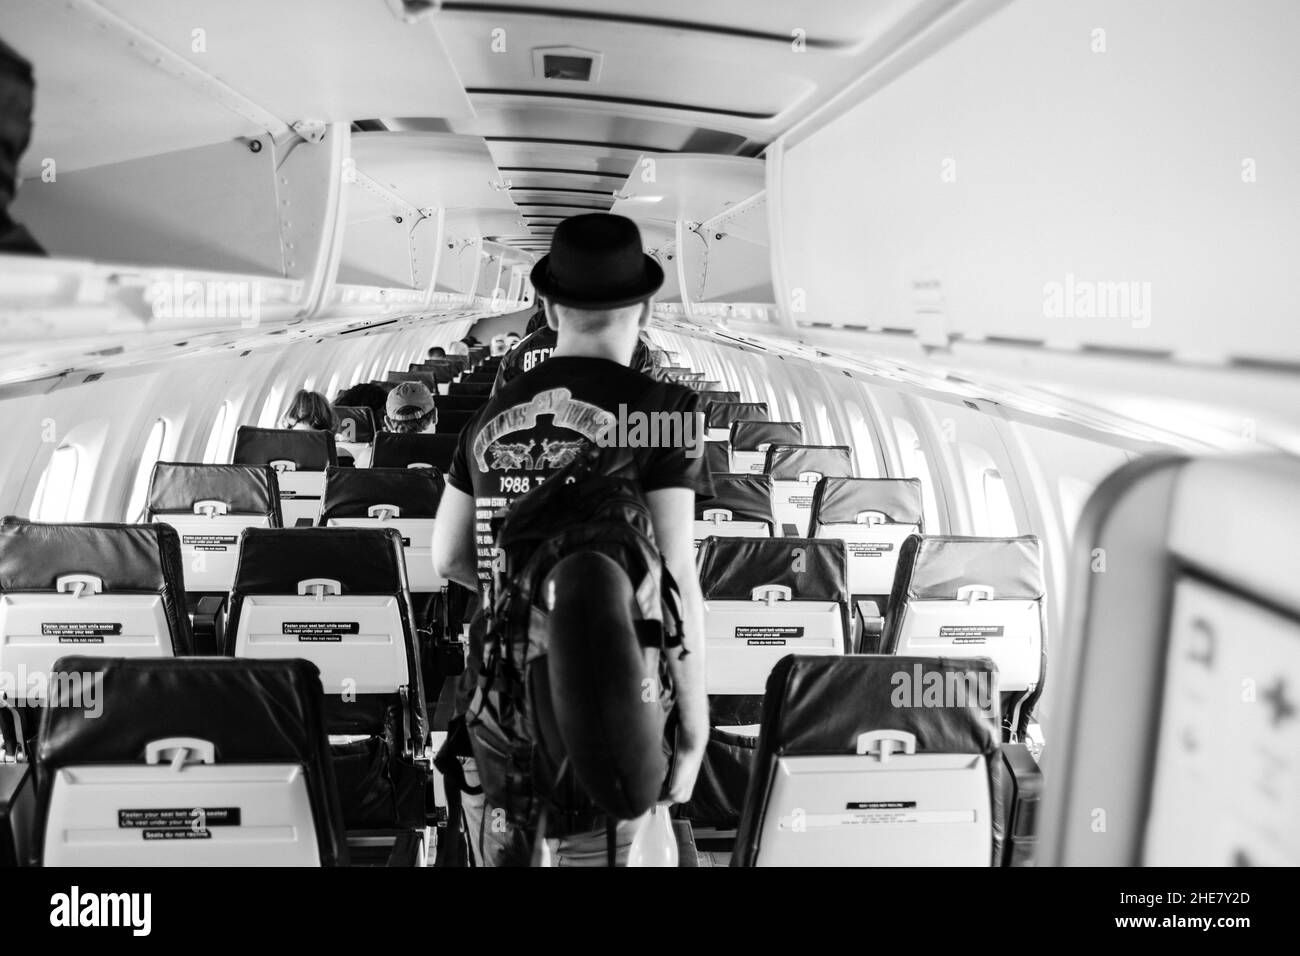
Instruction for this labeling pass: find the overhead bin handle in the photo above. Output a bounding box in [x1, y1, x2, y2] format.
[956, 585, 996, 604]
[854, 510, 887, 526]
[269, 459, 298, 473]
[856, 730, 917, 762]
[194, 499, 229, 517]
[368, 504, 400, 520]
[56, 574, 103, 597]
[797, 471, 824, 484]
[298, 578, 342, 599]
[751, 584, 792, 606]
[145, 737, 216, 770]
[701, 508, 733, 524]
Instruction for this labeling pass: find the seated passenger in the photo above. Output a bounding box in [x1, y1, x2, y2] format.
[525, 307, 547, 334]
[503, 331, 522, 351]
[384, 380, 438, 435]
[447, 340, 470, 359]
[489, 333, 509, 356]
[284, 390, 353, 467]
[432, 213, 712, 866]
[494, 319, 657, 392]
[427, 346, 447, 360]
[334, 382, 389, 426]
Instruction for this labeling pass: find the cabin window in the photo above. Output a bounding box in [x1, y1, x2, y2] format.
[203, 401, 235, 463]
[30, 445, 79, 522]
[892, 417, 942, 531]
[125, 418, 169, 522]
[846, 402, 880, 478]
[813, 399, 836, 445]
[259, 384, 286, 428]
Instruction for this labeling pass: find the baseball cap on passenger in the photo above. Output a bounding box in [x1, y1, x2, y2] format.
[529, 213, 663, 309]
[386, 381, 435, 422]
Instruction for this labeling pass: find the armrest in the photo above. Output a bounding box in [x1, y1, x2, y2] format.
[1000, 742, 1043, 867]
[192, 594, 227, 657]
[854, 598, 884, 654]
[0, 761, 36, 867]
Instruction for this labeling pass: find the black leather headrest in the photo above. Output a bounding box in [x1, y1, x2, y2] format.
[733, 655, 1001, 867]
[231, 527, 409, 597]
[387, 370, 439, 389]
[435, 409, 475, 434]
[332, 405, 376, 443]
[410, 362, 457, 383]
[811, 477, 923, 528]
[35, 656, 347, 867]
[706, 401, 770, 430]
[704, 441, 730, 475]
[449, 382, 491, 397]
[891, 535, 1044, 603]
[368, 380, 399, 393]
[371, 432, 458, 471]
[730, 420, 804, 451]
[696, 474, 774, 529]
[764, 444, 853, 480]
[0, 518, 193, 653]
[319, 467, 442, 522]
[232, 426, 336, 469]
[707, 391, 742, 403]
[145, 463, 281, 522]
[434, 395, 487, 412]
[697, 536, 848, 604]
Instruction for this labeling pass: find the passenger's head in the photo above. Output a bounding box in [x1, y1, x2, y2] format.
[490, 333, 508, 356]
[530, 214, 661, 348]
[525, 308, 548, 335]
[282, 389, 335, 431]
[427, 345, 446, 360]
[503, 331, 522, 350]
[446, 340, 469, 357]
[384, 381, 437, 434]
[334, 382, 388, 424]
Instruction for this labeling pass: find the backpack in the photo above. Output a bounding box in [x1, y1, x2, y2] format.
[464, 443, 683, 837]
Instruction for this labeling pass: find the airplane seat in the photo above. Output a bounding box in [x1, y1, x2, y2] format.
[733, 655, 1040, 867]
[223, 528, 430, 835]
[332, 404, 377, 468]
[1042, 453, 1300, 866]
[709, 390, 742, 404]
[810, 477, 924, 652]
[705, 401, 770, 443]
[681, 537, 848, 832]
[385, 370, 439, 391]
[703, 440, 731, 478]
[231, 426, 336, 528]
[23, 656, 350, 866]
[730, 420, 805, 474]
[0, 519, 193, 759]
[433, 394, 488, 413]
[145, 462, 282, 653]
[433, 409, 475, 435]
[882, 535, 1046, 742]
[764, 444, 855, 537]
[693, 473, 774, 553]
[371, 432, 458, 473]
[409, 362, 458, 385]
[318, 467, 444, 591]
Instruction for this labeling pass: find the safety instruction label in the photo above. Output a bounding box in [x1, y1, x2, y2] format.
[737, 625, 803, 646]
[42, 622, 120, 642]
[787, 808, 976, 828]
[183, 534, 238, 552]
[940, 625, 1003, 644]
[789, 496, 814, 507]
[119, 807, 241, 833]
[282, 622, 359, 642]
[846, 542, 893, 557]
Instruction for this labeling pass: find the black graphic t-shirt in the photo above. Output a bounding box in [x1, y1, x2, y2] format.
[493, 327, 656, 391]
[447, 356, 713, 582]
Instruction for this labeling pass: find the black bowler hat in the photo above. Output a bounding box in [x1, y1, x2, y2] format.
[529, 213, 664, 309]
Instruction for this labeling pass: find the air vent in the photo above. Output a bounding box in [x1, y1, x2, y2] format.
[533, 47, 603, 83]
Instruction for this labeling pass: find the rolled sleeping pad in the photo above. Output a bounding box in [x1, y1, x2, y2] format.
[537, 550, 669, 821]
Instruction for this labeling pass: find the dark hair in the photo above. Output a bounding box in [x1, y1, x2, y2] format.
[283, 390, 335, 431]
[384, 407, 438, 435]
[526, 308, 548, 334]
[427, 346, 446, 359]
[334, 383, 388, 423]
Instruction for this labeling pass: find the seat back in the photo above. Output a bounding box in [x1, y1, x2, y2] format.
[708, 390, 741, 403]
[764, 444, 854, 536]
[145, 462, 281, 592]
[1042, 454, 1300, 866]
[734, 655, 1001, 867]
[232, 426, 336, 527]
[435, 409, 475, 434]
[371, 432, 457, 472]
[703, 440, 731, 477]
[35, 656, 346, 866]
[694, 474, 774, 552]
[0, 519, 192, 709]
[386, 370, 439, 390]
[318, 467, 445, 591]
[333, 405, 376, 466]
[433, 395, 488, 413]
[696, 537, 848, 695]
[730, 420, 805, 474]
[810, 477, 924, 596]
[705, 401, 770, 442]
[882, 535, 1045, 739]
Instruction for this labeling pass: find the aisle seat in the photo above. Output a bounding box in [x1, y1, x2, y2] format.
[705, 401, 769, 442]
[765, 444, 854, 537]
[694, 473, 775, 553]
[372, 433, 458, 473]
[232, 426, 336, 527]
[333, 405, 377, 468]
[730, 421, 804, 474]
